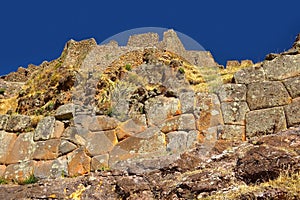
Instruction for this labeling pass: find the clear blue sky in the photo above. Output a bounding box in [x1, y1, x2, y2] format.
[1, 0, 300, 75]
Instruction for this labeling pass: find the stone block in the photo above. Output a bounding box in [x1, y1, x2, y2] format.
[145, 96, 181, 126]
[89, 115, 119, 131]
[115, 119, 146, 141]
[0, 131, 17, 164]
[166, 131, 198, 153]
[247, 81, 291, 110]
[0, 115, 9, 130]
[34, 156, 68, 179]
[55, 103, 74, 120]
[234, 66, 265, 84]
[283, 76, 300, 98]
[91, 154, 109, 171]
[160, 114, 196, 133]
[246, 107, 286, 138]
[263, 54, 300, 80]
[221, 102, 250, 125]
[52, 120, 65, 139]
[284, 98, 300, 127]
[67, 148, 91, 177]
[0, 165, 6, 177]
[218, 84, 247, 102]
[32, 139, 61, 160]
[6, 132, 35, 164]
[179, 88, 195, 113]
[34, 116, 56, 141]
[4, 161, 35, 182]
[5, 115, 31, 132]
[86, 131, 117, 156]
[221, 125, 245, 141]
[59, 140, 77, 155]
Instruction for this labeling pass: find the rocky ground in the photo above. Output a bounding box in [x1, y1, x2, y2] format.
[0, 126, 299, 199]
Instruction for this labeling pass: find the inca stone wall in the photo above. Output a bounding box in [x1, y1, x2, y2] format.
[0, 30, 299, 182]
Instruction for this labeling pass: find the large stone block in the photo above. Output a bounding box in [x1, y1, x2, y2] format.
[34, 116, 56, 141]
[0, 165, 5, 177]
[4, 160, 35, 182]
[32, 139, 61, 160]
[160, 114, 196, 133]
[283, 76, 300, 99]
[67, 148, 91, 177]
[91, 154, 109, 171]
[179, 88, 195, 113]
[221, 102, 250, 125]
[6, 132, 35, 164]
[115, 119, 146, 141]
[34, 156, 68, 179]
[59, 140, 77, 155]
[0, 131, 17, 164]
[246, 107, 286, 138]
[166, 131, 198, 153]
[234, 66, 265, 84]
[221, 125, 245, 141]
[284, 98, 300, 127]
[145, 96, 181, 126]
[247, 81, 291, 110]
[263, 54, 300, 80]
[5, 115, 31, 132]
[89, 115, 119, 131]
[86, 131, 117, 156]
[218, 84, 247, 102]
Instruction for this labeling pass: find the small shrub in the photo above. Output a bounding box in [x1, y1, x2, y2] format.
[0, 177, 8, 185]
[178, 67, 185, 74]
[20, 174, 38, 185]
[125, 64, 132, 71]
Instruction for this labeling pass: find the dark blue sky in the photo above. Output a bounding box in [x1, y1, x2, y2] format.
[1, 1, 300, 75]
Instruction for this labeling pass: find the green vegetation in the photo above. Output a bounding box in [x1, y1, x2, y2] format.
[99, 166, 110, 171]
[125, 64, 132, 71]
[178, 67, 185, 74]
[0, 177, 8, 185]
[19, 174, 38, 185]
[0, 88, 6, 95]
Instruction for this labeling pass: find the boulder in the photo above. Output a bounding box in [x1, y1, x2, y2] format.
[218, 84, 247, 102]
[263, 54, 300, 80]
[246, 107, 286, 138]
[85, 131, 117, 156]
[67, 148, 91, 177]
[34, 116, 56, 141]
[91, 154, 109, 171]
[221, 102, 249, 125]
[247, 81, 291, 110]
[5, 115, 31, 132]
[32, 139, 61, 160]
[283, 76, 300, 99]
[55, 103, 74, 120]
[0, 131, 17, 164]
[4, 161, 35, 183]
[284, 97, 300, 127]
[233, 66, 265, 84]
[6, 132, 35, 164]
[145, 96, 181, 126]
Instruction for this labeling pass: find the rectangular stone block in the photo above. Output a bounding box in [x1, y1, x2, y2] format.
[233, 66, 265, 84]
[0, 131, 17, 164]
[5, 115, 31, 132]
[0, 165, 6, 177]
[0, 115, 9, 130]
[283, 76, 300, 99]
[91, 154, 109, 171]
[32, 139, 61, 160]
[221, 102, 250, 125]
[247, 81, 291, 110]
[284, 98, 300, 127]
[218, 84, 247, 102]
[4, 161, 35, 182]
[221, 125, 245, 141]
[246, 107, 286, 138]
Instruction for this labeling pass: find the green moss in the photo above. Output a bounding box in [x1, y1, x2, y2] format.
[0, 177, 8, 185]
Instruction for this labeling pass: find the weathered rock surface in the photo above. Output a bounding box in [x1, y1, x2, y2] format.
[4, 115, 31, 132]
[218, 84, 247, 102]
[283, 76, 300, 98]
[55, 103, 74, 120]
[0, 131, 16, 164]
[234, 66, 265, 84]
[221, 101, 249, 125]
[284, 97, 300, 127]
[34, 116, 56, 141]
